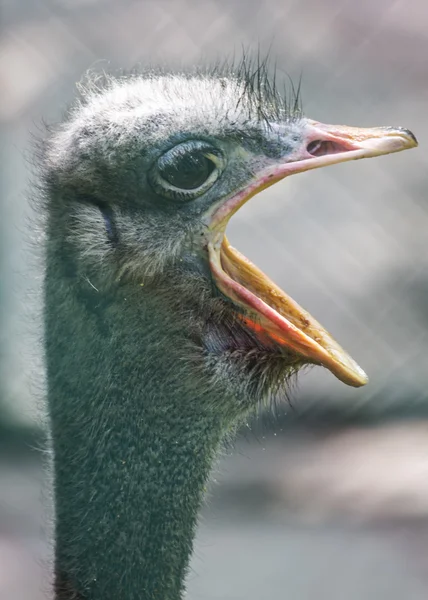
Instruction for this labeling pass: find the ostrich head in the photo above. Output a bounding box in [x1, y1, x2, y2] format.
[43, 64, 416, 418]
[41, 62, 417, 600]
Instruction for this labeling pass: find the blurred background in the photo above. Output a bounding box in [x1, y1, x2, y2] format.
[1, 0, 428, 598]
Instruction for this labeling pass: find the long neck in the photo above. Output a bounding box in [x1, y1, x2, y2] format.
[45, 256, 229, 600]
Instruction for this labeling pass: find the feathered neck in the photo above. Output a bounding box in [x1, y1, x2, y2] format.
[45, 245, 233, 600]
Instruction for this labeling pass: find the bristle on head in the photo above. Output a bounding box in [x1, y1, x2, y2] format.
[73, 50, 303, 128]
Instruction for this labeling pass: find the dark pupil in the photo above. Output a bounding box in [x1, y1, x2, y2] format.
[161, 151, 214, 190]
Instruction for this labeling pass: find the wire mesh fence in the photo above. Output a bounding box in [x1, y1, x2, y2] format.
[1, 2, 428, 599]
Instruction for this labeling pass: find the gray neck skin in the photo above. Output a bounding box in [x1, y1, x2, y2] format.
[45, 246, 233, 600]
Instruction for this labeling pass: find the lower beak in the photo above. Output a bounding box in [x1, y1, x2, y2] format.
[208, 120, 417, 387]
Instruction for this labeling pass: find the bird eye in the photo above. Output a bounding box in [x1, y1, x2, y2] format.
[149, 141, 225, 200]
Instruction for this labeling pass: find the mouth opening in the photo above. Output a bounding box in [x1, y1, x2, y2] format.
[206, 120, 417, 388]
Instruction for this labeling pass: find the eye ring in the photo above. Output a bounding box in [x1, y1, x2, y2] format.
[148, 140, 226, 201]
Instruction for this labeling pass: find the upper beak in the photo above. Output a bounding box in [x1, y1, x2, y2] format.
[207, 120, 418, 388]
[211, 120, 418, 231]
[303, 120, 417, 165]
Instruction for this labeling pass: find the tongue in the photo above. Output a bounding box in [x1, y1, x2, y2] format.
[209, 237, 368, 387]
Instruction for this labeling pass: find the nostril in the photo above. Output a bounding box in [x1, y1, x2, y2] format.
[307, 140, 322, 155]
[307, 140, 349, 157]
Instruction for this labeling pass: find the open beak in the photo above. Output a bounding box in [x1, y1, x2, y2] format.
[208, 120, 418, 387]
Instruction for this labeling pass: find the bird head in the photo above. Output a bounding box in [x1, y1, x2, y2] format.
[43, 64, 417, 408]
